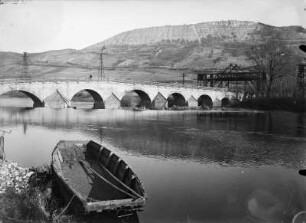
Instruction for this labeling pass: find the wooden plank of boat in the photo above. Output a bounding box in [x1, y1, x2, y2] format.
[51, 140, 146, 214]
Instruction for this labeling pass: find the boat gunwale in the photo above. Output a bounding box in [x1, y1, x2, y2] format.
[96, 144, 146, 199]
[83, 140, 147, 199]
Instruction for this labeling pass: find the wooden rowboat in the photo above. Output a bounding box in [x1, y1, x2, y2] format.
[51, 140, 146, 214]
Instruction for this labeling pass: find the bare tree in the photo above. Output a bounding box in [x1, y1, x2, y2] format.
[245, 38, 293, 97]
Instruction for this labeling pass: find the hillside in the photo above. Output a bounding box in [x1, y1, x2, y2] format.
[86, 20, 261, 49]
[0, 20, 305, 84]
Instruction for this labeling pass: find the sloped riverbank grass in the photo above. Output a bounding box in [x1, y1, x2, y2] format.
[0, 160, 138, 223]
[0, 161, 33, 194]
[235, 97, 306, 113]
[0, 161, 71, 222]
[0, 160, 39, 221]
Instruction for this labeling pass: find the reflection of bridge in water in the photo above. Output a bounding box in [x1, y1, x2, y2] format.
[0, 78, 240, 109]
[0, 107, 304, 168]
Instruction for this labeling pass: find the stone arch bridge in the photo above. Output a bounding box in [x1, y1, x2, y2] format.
[0, 79, 240, 109]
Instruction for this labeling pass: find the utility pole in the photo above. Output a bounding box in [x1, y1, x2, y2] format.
[20, 52, 29, 79]
[182, 73, 185, 86]
[297, 45, 306, 111]
[297, 64, 305, 95]
[99, 45, 106, 80]
[298, 45, 306, 101]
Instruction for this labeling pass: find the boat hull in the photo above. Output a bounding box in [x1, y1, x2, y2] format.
[51, 140, 146, 214]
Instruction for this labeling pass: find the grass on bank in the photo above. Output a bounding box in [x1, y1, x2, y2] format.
[0, 164, 72, 223]
[234, 97, 306, 113]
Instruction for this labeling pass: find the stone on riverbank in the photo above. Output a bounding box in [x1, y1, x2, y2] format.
[0, 160, 34, 194]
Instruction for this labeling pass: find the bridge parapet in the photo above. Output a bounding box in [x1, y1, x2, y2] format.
[0, 78, 228, 91]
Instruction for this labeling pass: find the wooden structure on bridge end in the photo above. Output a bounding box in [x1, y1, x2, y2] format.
[196, 63, 265, 96]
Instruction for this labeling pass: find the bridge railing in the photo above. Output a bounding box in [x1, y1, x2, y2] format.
[0, 77, 229, 91]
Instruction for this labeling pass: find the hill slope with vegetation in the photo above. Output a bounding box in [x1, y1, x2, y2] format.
[0, 20, 305, 92]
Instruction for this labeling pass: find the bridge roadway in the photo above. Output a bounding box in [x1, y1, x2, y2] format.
[0, 78, 240, 109]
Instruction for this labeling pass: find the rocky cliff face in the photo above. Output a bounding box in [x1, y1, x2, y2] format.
[86, 20, 263, 50]
[80, 20, 305, 73]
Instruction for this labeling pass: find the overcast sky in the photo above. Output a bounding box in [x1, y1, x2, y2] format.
[0, 0, 305, 53]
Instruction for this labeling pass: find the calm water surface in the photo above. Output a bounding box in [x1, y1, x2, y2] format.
[1, 98, 306, 223]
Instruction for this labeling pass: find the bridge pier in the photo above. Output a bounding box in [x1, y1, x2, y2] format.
[44, 91, 72, 108]
[187, 96, 198, 108]
[93, 101, 105, 109]
[45, 101, 72, 108]
[213, 99, 222, 108]
[33, 101, 45, 108]
[104, 93, 121, 109]
[152, 93, 167, 110]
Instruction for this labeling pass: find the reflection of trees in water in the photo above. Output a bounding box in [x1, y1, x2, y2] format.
[90, 118, 306, 168]
[296, 114, 305, 137]
[267, 112, 273, 133]
[23, 122, 27, 134]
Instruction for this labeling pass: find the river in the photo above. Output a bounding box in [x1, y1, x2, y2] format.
[0, 98, 306, 222]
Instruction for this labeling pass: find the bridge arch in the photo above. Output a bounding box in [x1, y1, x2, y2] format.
[167, 93, 187, 108]
[121, 90, 151, 109]
[71, 89, 104, 109]
[0, 90, 44, 107]
[198, 95, 213, 109]
[221, 98, 230, 107]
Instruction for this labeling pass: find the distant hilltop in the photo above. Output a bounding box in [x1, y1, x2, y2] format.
[0, 20, 305, 83]
[85, 20, 306, 50]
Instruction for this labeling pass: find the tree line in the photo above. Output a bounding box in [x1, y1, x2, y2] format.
[244, 32, 304, 98]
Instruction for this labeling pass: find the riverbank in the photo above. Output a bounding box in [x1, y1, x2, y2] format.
[0, 160, 70, 222]
[233, 97, 306, 113]
[0, 160, 38, 221]
[0, 160, 34, 194]
[0, 160, 138, 222]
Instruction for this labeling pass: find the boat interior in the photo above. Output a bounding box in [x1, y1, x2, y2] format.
[54, 140, 145, 204]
